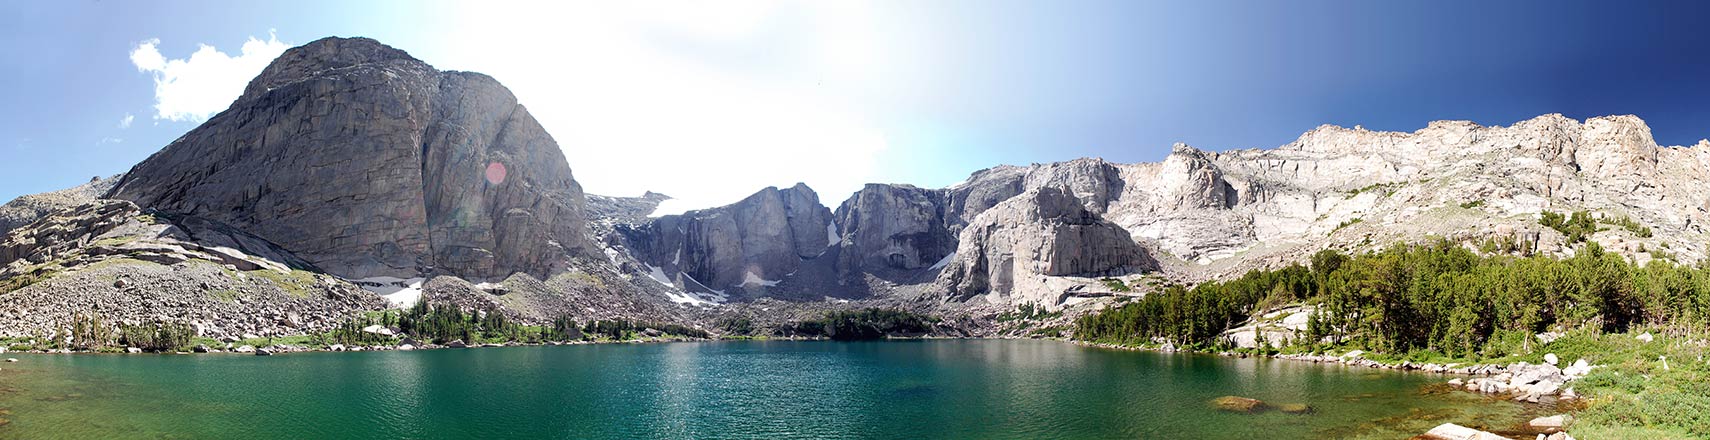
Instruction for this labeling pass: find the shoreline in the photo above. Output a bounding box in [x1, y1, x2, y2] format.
[0, 335, 986, 356]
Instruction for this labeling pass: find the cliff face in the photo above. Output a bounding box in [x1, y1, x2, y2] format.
[619, 184, 832, 295]
[106, 37, 593, 281]
[608, 113, 1710, 311]
[938, 187, 1156, 304]
[832, 184, 957, 277]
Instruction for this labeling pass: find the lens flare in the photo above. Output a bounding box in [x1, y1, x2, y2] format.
[485, 161, 507, 185]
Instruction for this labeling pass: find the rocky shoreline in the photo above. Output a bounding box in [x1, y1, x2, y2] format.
[1076, 340, 1595, 439]
[1078, 340, 1593, 400]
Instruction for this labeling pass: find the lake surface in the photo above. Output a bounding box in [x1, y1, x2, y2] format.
[0, 340, 1545, 439]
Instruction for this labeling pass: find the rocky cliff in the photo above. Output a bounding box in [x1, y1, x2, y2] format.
[617, 184, 833, 297]
[609, 113, 1710, 316]
[939, 187, 1156, 304]
[106, 37, 593, 281]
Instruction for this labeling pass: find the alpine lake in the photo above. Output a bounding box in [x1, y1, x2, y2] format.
[0, 339, 1556, 439]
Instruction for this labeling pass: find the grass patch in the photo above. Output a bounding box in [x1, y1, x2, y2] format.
[89, 235, 140, 248]
[1347, 182, 1398, 197]
[1333, 217, 1363, 233]
[554, 270, 607, 289]
[0, 264, 61, 294]
[1601, 215, 1654, 238]
[1099, 277, 1132, 292]
[1459, 200, 1486, 209]
[246, 269, 320, 298]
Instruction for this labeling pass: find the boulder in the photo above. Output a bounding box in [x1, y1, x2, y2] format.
[1419, 423, 1508, 440]
[234, 345, 255, 353]
[1543, 353, 1558, 366]
[1528, 415, 1569, 433]
[192, 344, 210, 353]
[1277, 403, 1314, 415]
[446, 340, 467, 348]
[1209, 396, 1268, 413]
[327, 344, 345, 352]
[1636, 332, 1654, 343]
[255, 347, 274, 356]
[125, 347, 142, 353]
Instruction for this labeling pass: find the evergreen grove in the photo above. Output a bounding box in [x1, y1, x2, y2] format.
[1073, 239, 1710, 359]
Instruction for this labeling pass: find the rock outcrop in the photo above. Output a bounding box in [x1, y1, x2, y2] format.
[938, 187, 1155, 305]
[0, 200, 385, 338]
[618, 184, 832, 295]
[833, 184, 957, 277]
[0, 175, 119, 236]
[106, 37, 593, 281]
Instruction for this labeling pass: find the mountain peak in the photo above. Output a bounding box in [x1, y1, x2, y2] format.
[239, 36, 423, 102]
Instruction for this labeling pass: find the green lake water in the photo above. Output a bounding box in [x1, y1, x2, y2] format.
[0, 340, 1549, 439]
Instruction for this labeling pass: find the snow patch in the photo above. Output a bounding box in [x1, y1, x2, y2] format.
[644, 264, 674, 287]
[668, 273, 729, 307]
[741, 270, 780, 287]
[826, 221, 840, 247]
[352, 276, 425, 309]
[672, 248, 681, 265]
[929, 251, 956, 270]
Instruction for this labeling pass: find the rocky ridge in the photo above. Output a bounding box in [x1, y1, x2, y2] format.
[0, 175, 119, 236]
[621, 114, 1710, 312]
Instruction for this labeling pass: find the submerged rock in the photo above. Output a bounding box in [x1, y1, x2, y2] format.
[1277, 403, 1314, 415]
[1209, 395, 1268, 413]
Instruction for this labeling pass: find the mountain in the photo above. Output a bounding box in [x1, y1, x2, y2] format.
[106, 37, 594, 281]
[3, 35, 1706, 341]
[0, 37, 679, 339]
[618, 114, 1710, 321]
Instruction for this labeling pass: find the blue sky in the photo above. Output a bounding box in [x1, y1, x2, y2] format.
[5, 1, 1710, 212]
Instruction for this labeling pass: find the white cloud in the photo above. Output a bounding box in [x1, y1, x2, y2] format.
[438, 1, 893, 213]
[130, 33, 289, 122]
[98, 137, 123, 145]
[118, 113, 134, 129]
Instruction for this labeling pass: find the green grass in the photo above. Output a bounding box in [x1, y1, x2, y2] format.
[1459, 200, 1486, 209]
[0, 265, 60, 294]
[89, 235, 140, 248]
[1347, 182, 1398, 197]
[1099, 277, 1132, 292]
[1332, 217, 1364, 233]
[246, 269, 321, 298]
[554, 270, 606, 289]
[209, 289, 240, 302]
[1534, 329, 1710, 438]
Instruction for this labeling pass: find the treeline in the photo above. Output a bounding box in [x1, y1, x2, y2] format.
[396, 301, 528, 344]
[772, 308, 938, 340]
[1075, 239, 1710, 359]
[394, 300, 708, 344]
[34, 314, 196, 352]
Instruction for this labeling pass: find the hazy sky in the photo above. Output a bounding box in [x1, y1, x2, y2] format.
[6, 1, 1710, 213]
